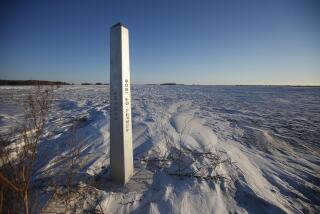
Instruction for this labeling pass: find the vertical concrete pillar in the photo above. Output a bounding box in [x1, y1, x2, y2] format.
[110, 22, 133, 184]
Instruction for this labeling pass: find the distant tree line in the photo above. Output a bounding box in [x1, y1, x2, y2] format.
[0, 80, 69, 86]
[81, 83, 109, 85]
[0, 80, 112, 86]
[160, 83, 177, 85]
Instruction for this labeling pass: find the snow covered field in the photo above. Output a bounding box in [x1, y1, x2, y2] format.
[0, 85, 319, 213]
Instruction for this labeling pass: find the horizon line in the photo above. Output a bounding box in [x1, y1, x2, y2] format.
[1, 79, 320, 87]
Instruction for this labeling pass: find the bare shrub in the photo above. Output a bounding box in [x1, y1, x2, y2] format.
[0, 85, 106, 213]
[39, 116, 106, 213]
[142, 146, 231, 181]
[0, 85, 56, 213]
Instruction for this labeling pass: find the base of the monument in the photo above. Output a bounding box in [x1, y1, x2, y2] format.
[111, 169, 133, 184]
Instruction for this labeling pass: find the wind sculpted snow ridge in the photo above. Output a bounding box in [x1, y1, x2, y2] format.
[0, 85, 319, 213]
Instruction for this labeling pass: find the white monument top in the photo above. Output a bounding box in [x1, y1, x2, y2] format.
[111, 22, 127, 28]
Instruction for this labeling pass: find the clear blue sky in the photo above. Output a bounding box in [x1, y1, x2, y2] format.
[0, 0, 319, 85]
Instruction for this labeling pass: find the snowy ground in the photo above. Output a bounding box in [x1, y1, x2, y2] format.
[0, 85, 319, 213]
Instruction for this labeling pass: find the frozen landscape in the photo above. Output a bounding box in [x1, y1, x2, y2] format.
[0, 85, 319, 213]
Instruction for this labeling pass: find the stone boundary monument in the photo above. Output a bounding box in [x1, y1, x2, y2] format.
[110, 22, 133, 184]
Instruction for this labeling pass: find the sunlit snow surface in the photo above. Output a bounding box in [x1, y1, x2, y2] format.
[0, 85, 319, 213]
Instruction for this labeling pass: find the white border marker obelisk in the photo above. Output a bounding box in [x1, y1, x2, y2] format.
[110, 22, 133, 184]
